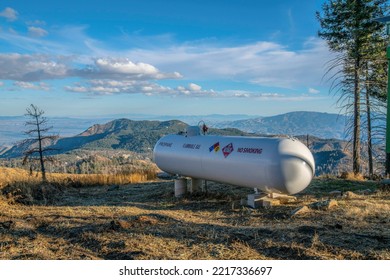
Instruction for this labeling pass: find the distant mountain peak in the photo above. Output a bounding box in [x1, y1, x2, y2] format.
[212, 111, 347, 140]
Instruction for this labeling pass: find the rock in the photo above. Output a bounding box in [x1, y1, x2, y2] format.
[291, 206, 310, 216]
[309, 199, 338, 210]
[328, 190, 342, 198]
[343, 191, 363, 200]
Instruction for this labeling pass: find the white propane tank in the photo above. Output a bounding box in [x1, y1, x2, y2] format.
[153, 133, 315, 195]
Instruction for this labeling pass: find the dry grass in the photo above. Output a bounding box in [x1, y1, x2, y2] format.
[0, 167, 154, 188]
[338, 171, 366, 181]
[0, 170, 389, 260]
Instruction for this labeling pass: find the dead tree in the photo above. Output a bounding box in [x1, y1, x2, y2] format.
[22, 104, 58, 182]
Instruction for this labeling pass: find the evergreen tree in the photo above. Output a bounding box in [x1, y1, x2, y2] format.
[317, 0, 389, 175]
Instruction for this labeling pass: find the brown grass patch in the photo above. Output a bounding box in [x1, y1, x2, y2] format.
[338, 171, 366, 181]
[0, 167, 154, 187]
[0, 174, 389, 260]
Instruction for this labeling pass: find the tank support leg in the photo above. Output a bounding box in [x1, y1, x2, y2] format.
[189, 178, 203, 193]
[174, 178, 187, 197]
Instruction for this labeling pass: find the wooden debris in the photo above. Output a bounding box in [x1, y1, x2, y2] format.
[291, 206, 310, 216]
[276, 196, 297, 204]
[247, 193, 296, 208]
[260, 197, 281, 208]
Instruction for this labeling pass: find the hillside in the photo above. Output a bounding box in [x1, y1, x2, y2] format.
[0, 119, 175, 158]
[1, 117, 384, 176]
[0, 119, 252, 159]
[213, 111, 348, 140]
[0, 111, 346, 146]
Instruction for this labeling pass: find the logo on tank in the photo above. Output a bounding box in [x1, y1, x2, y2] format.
[222, 143, 234, 158]
[209, 142, 220, 153]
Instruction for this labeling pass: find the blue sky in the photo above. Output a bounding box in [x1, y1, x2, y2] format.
[0, 0, 339, 117]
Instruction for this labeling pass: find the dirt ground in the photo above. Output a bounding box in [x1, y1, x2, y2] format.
[0, 178, 389, 260]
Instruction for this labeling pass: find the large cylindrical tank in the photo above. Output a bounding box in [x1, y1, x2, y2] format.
[153, 134, 315, 195]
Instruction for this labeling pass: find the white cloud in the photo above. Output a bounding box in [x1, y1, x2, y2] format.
[223, 90, 285, 99]
[65, 79, 167, 95]
[0, 24, 333, 101]
[0, 54, 182, 84]
[233, 92, 251, 98]
[0, 7, 18, 22]
[308, 87, 320, 94]
[64, 86, 89, 93]
[75, 57, 182, 80]
[188, 83, 202, 91]
[175, 83, 215, 97]
[0, 53, 69, 81]
[65, 79, 216, 97]
[0, 18, 333, 92]
[14, 81, 50, 90]
[28, 26, 49, 38]
[96, 58, 158, 75]
[0, 81, 4, 86]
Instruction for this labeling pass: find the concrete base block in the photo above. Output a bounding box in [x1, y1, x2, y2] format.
[247, 193, 282, 208]
[174, 178, 187, 197]
[247, 193, 264, 208]
[189, 178, 203, 193]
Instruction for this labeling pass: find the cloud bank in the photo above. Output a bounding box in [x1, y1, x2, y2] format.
[0, 8, 331, 99]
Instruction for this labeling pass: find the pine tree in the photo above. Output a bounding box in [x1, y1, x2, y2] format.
[317, 0, 389, 175]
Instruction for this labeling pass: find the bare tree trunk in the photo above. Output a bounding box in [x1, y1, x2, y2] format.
[365, 73, 373, 178]
[23, 104, 57, 183]
[353, 66, 361, 175]
[34, 110, 47, 182]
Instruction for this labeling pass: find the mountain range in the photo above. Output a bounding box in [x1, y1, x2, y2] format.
[0, 119, 253, 158]
[0, 113, 378, 175]
[211, 111, 348, 140]
[0, 111, 347, 146]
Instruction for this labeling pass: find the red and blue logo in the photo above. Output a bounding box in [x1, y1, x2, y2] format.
[222, 143, 234, 158]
